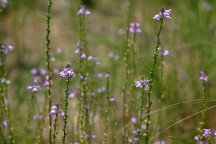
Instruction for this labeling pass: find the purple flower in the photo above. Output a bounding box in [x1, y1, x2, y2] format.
[131, 117, 137, 124]
[1, 0, 8, 8]
[141, 124, 147, 130]
[199, 71, 208, 82]
[58, 67, 75, 79]
[77, 7, 91, 15]
[104, 73, 110, 79]
[69, 91, 77, 98]
[160, 48, 170, 56]
[202, 129, 211, 137]
[74, 48, 80, 54]
[2, 121, 7, 127]
[1, 44, 14, 55]
[131, 129, 139, 135]
[50, 106, 57, 116]
[77, 40, 81, 46]
[202, 2, 212, 11]
[109, 97, 116, 102]
[129, 22, 142, 33]
[80, 53, 87, 59]
[27, 85, 41, 92]
[135, 79, 150, 90]
[154, 140, 166, 144]
[153, 9, 172, 20]
[43, 75, 50, 86]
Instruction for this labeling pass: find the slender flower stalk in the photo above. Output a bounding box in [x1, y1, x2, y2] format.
[58, 65, 75, 144]
[45, 0, 53, 143]
[197, 71, 209, 138]
[52, 104, 60, 144]
[144, 8, 171, 144]
[103, 73, 110, 144]
[25, 89, 38, 143]
[122, 0, 134, 143]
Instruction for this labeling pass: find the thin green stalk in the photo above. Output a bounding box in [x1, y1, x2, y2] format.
[103, 73, 110, 144]
[122, 0, 133, 143]
[52, 104, 60, 144]
[25, 92, 35, 144]
[145, 18, 164, 144]
[62, 77, 71, 144]
[45, 0, 53, 143]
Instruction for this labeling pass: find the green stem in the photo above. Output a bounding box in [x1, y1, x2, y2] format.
[145, 18, 164, 144]
[45, 0, 53, 143]
[62, 77, 70, 144]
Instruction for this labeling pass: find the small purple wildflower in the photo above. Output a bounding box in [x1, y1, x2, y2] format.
[159, 48, 170, 56]
[2, 121, 7, 127]
[134, 79, 150, 90]
[1, 44, 14, 55]
[43, 75, 50, 86]
[154, 140, 166, 144]
[80, 53, 87, 59]
[202, 129, 211, 137]
[202, 2, 212, 11]
[77, 40, 81, 46]
[131, 129, 139, 135]
[74, 48, 80, 54]
[153, 9, 171, 20]
[199, 71, 208, 82]
[129, 22, 142, 33]
[27, 85, 41, 92]
[50, 105, 57, 116]
[58, 67, 75, 79]
[104, 73, 110, 79]
[109, 97, 116, 102]
[131, 117, 137, 124]
[1, 0, 8, 9]
[69, 91, 78, 98]
[77, 7, 91, 15]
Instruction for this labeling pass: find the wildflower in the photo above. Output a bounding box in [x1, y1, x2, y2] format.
[202, 2, 212, 11]
[77, 40, 81, 46]
[131, 129, 139, 135]
[131, 117, 137, 124]
[43, 75, 50, 86]
[50, 105, 57, 116]
[27, 85, 41, 92]
[153, 9, 171, 20]
[129, 22, 142, 33]
[160, 48, 170, 56]
[109, 97, 116, 102]
[80, 53, 87, 59]
[2, 121, 7, 127]
[199, 71, 208, 82]
[141, 124, 147, 130]
[58, 67, 75, 79]
[1, 44, 14, 55]
[1, 0, 7, 9]
[202, 129, 211, 137]
[74, 48, 80, 54]
[154, 140, 166, 144]
[69, 91, 77, 98]
[135, 79, 150, 90]
[77, 7, 91, 15]
[104, 73, 110, 79]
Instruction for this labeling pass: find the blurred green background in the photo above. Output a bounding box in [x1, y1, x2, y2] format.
[1, 0, 216, 143]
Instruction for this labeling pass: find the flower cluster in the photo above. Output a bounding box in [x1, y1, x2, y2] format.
[1, 44, 14, 55]
[27, 84, 41, 92]
[134, 79, 150, 91]
[153, 9, 171, 20]
[43, 75, 50, 86]
[58, 67, 75, 79]
[129, 22, 142, 34]
[77, 7, 91, 15]
[194, 128, 216, 144]
[199, 71, 208, 82]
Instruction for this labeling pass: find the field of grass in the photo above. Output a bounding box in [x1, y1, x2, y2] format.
[0, 0, 216, 144]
